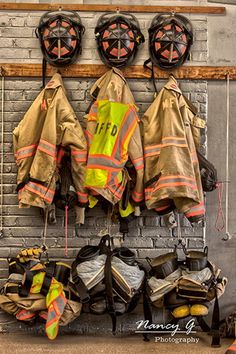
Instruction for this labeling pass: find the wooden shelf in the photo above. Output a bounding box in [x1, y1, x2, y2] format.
[0, 3, 226, 14]
[0, 63, 235, 80]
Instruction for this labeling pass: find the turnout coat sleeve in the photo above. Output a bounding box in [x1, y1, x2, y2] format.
[143, 76, 205, 221]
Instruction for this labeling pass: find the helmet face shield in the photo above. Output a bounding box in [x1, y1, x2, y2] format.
[148, 13, 193, 70]
[95, 13, 145, 68]
[36, 11, 85, 66]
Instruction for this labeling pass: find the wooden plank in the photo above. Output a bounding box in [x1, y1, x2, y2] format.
[0, 3, 226, 14]
[0, 64, 236, 80]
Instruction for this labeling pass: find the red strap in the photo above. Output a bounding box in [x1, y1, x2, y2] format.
[215, 182, 225, 231]
[65, 205, 68, 257]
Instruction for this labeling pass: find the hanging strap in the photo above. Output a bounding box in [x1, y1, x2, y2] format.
[143, 59, 158, 96]
[0, 68, 4, 239]
[65, 205, 68, 257]
[104, 246, 116, 334]
[211, 287, 221, 347]
[223, 73, 232, 240]
[215, 182, 225, 231]
[42, 58, 47, 88]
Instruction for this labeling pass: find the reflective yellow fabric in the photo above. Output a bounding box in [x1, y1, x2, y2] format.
[30, 272, 67, 340]
[119, 201, 134, 218]
[85, 100, 137, 189]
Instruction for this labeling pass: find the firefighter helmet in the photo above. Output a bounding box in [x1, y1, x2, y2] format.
[148, 13, 193, 70]
[95, 12, 145, 68]
[36, 10, 85, 67]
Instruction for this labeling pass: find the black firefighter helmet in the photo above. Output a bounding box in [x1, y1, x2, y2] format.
[36, 10, 85, 67]
[148, 13, 193, 70]
[95, 12, 145, 68]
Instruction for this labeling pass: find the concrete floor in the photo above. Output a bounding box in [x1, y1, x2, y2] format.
[0, 332, 232, 354]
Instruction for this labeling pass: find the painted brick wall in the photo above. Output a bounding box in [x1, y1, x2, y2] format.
[0, 7, 207, 332]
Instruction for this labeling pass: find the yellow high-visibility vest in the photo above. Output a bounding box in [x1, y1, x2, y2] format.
[85, 100, 138, 203]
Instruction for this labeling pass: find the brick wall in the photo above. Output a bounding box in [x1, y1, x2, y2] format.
[0, 7, 207, 332]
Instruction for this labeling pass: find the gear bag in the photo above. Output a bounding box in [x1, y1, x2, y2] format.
[71, 235, 145, 333]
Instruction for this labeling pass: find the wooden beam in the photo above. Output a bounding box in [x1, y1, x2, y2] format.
[0, 64, 235, 80]
[0, 3, 226, 14]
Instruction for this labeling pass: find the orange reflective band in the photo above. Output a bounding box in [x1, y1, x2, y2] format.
[185, 202, 205, 218]
[38, 139, 56, 158]
[16, 144, 37, 161]
[85, 130, 93, 145]
[111, 107, 135, 158]
[144, 151, 161, 158]
[156, 182, 197, 190]
[25, 181, 55, 203]
[132, 157, 144, 170]
[16, 309, 35, 321]
[159, 175, 196, 182]
[162, 136, 186, 141]
[72, 150, 87, 163]
[132, 190, 144, 202]
[71, 150, 87, 156]
[88, 154, 124, 165]
[86, 164, 121, 172]
[40, 139, 55, 149]
[77, 191, 88, 202]
[162, 143, 188, 148]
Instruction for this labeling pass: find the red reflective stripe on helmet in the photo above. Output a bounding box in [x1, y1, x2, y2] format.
[128, 30, 134, 39]
[162, 49, 170, 59]
[102, 42, 109, 50]
[172, 51, 179, 59]
[164, 24, 171, 31]
[121, 23, 128, 29]
[103, 30, 110, 38]
[61, 20, 69, 27]
[129, 42, 135, 50]
[156, 30, 163, 39]
[110, 47, 118, 56]
[110, 23, 117, 29]
[71, 39, 76, 49]
[120, 47, 128, 57]
[50, 21, 57, 28]
[155, 42, 161, 51]
[176, 25, 182, 33]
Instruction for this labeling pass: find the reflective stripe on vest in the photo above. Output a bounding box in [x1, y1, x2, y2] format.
[30, 272, 67, 340]
[85, 100, 138, 195]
